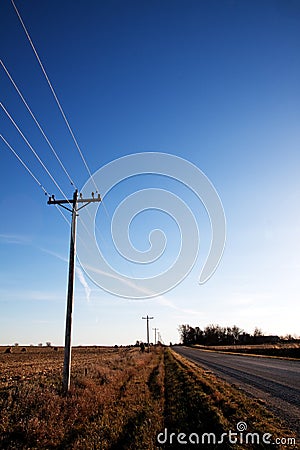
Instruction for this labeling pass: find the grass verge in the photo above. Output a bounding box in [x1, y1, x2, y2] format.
[162, 349, 298, 449]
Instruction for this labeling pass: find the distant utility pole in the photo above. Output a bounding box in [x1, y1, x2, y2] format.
[48, 189, 101, 394]
[142, 315, 154, 352]
[153, 327, 159, 345]
[157, 332, 162, 344]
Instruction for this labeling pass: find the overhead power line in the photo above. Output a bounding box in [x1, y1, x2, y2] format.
[0, 134, 70, 225]
[11, 0, 99, 193]
[0, 134, 49, 195]
[1, 102, 71, 204]
[9, 1, 111, 236]
[1, 59, 76, 189]
[10, 0, 114, 231]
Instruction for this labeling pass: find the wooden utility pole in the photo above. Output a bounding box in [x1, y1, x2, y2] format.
[153, 327, 159, 345]
[142, 315, 153, 352]
[48, 190, 101, 394]
[157, 331, 162, 344]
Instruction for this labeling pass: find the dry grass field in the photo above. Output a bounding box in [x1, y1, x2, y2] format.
[192, 343, 300, 359]
[0, 346, 164, 449]
[0, 346, 297, 449]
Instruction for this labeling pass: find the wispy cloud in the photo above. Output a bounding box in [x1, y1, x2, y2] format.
[0, 233, 31, 245]
[156, 295, 204, 316]
[76, 265, 91, 303]
[0, 289, 63, 302]
[38, 247, 68, 263]
[74, 263, 205, 313]
[134, 294, 204, 317]
[82, 263, 165, 298]
[39, 247, 92, 303]
[226, 292, 272, 307]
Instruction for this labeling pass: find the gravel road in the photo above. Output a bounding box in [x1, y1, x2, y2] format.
[173, 346, 300, 436]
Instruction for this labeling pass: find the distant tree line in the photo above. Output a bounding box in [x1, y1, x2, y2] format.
[178, 324, 287, 346]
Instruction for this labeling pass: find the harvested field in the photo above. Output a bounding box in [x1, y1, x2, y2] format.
[0, 346, 164, 449]
[0, 346, 298, 449]
[192, 343, 300, 359]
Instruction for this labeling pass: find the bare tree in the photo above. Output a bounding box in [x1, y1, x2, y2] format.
[254, 327, 263, 337]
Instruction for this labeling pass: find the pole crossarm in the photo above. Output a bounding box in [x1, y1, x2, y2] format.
[48, 192, 101, 212]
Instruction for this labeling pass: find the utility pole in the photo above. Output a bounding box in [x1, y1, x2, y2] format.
[48, 190, 101, 394]
[142, 315, 153, 352]
[157, 332, 162, 344]
[153, 327, 159, 345]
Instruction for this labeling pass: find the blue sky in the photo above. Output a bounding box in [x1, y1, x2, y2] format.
[1, 0, 300, 346]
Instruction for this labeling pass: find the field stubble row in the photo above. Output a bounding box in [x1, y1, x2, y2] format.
[0, 347, 164, 449]
[0, 346, 298, 449]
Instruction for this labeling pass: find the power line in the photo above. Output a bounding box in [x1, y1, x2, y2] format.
[1, 102, 71, 204]
[10, 0, 114, 231]
[1, 134, 49, 195]
[54, 203, 71, 226]
[0, 71, 110, 255]
[10, 1, 112, 236]
[1, 59, 77, 189]
[0, 134, 70, 225]
[11, 0, 99, 193]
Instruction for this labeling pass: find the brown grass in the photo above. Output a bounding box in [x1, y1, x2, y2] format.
[167, 349, 298, 449]
[0, 346, 164, 449]
[0, 346, 298, 449]
[192, 343, 300, 359]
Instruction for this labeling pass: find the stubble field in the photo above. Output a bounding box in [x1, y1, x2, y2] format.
[192, 343, 300, 359]
[0, 346, 297, 449]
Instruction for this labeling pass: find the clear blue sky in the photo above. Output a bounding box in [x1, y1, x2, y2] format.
[1, 0, 299, 346]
